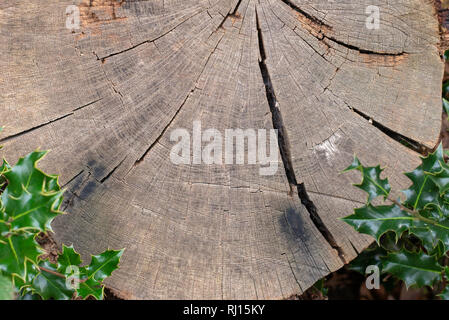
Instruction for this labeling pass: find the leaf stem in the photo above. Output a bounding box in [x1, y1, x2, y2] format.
[38, 266, 87, 283]
[38, 266, 66, 279]
[388, 198, 440, 225]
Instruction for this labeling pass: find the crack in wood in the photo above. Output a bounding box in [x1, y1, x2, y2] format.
[256, 8, 347, 264]
[279, 0, 407, 60]
[279, 0, 331, 30]
[100, 156, 127, 183]
[97, 9, 204, 61]
[132, 34, 225, 167]
[216, 0, 244, 30]
[0, 113, 73, 144]
[231, 0, 244, 16]
[323, 35, 407, 57]
[346, 102, 430, 155]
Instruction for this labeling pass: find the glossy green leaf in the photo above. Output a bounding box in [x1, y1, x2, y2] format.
[56, 245, 82, 275]
[0, 148, 125, 300]
[85, 249, 124, 282]
[409, 220, 449, 253]
[0, 234, 42, 279]
[0, 273, 14, 300]
[381, 251, 443, 289]
[75, 249, 124, 300]
[32, 261, 74, 300]
[77, 276, 104, 300]
[1, 151, 64, 233]
[343, 156, 391, 202]
[403, 166, 440, 211]
[341, 204, 415, 243]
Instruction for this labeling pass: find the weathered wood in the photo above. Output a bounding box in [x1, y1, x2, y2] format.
[0, 0, 445, 299]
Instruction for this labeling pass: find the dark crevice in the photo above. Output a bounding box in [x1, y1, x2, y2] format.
[256, 12, 295, 190]
[73, 98, 103, 112]
[133, 35, 224, 167]
[324, 36, 407, 57]
[349, 240, 360, 255]
[97, 40, 150, 62]
[349, 105, 430, 155]
[280, 0, 407, 58]
[217, 0, 243, 30]
[0, 113, 73, 144]
[61, 170, 85, 189]
[279, 0, 330, 29]
[297, 183, 347, 263]
[100, 156, 127, 184]
[231, 0, 243, 16]
[256, 9, 347, 264]
[134, 92, 190, 166]
[97, 10, 203, 61]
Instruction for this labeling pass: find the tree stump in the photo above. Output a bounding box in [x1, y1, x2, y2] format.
[0, 0, 446, 299]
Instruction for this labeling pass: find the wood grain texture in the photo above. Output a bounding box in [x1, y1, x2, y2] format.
[0, 0, 444, 299]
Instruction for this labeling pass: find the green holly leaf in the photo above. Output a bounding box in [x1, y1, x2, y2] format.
[13, 260, 39, 295]
[343, 156, 390, 202]
[0, 159, 10, 175]
[56, 245, 82, 275]
[408, 220, 449, 253]
[421, 202, 449, 222]
[341, 204, 414, 243]
[75, 249, 124, 300]
[85, 249, 124, 282]
[77, 276, 104, 300]
[0, 273, 14, 300]
[427, 168, 449, 196]
[422, 145, 445, 174]
[381, 251, 443, 289]
[403, 166, 441, 211]
[342, 203, 449, 253]
[0, 158, 11, 197]
[1, 151, 64, 233]
[0, 233, 42, 280]
[0, 149, 124, 300]
[31, 261, 74, 300]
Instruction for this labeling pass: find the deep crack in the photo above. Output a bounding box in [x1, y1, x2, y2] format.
[256, 8, 347, 264]
[347, 104, 430, 155]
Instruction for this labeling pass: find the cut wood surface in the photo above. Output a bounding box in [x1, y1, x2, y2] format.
[0, 0, 446, 299]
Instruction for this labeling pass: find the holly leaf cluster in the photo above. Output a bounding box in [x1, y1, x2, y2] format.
[0, 150, 124, 300]
[343, 145, 449, 298]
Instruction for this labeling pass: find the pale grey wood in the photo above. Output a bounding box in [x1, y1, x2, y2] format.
[0, 0, 444, 299]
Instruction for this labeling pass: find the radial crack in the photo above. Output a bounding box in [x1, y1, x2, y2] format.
[133, 34, 224, 166]
[256, 8, 347, 264]
[0, 113, 73, 144]
[346, 103, 430, 155]
[97, 9, 204, 61]
[216, 0, 244, 30]
[100, 156, 127, 184]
